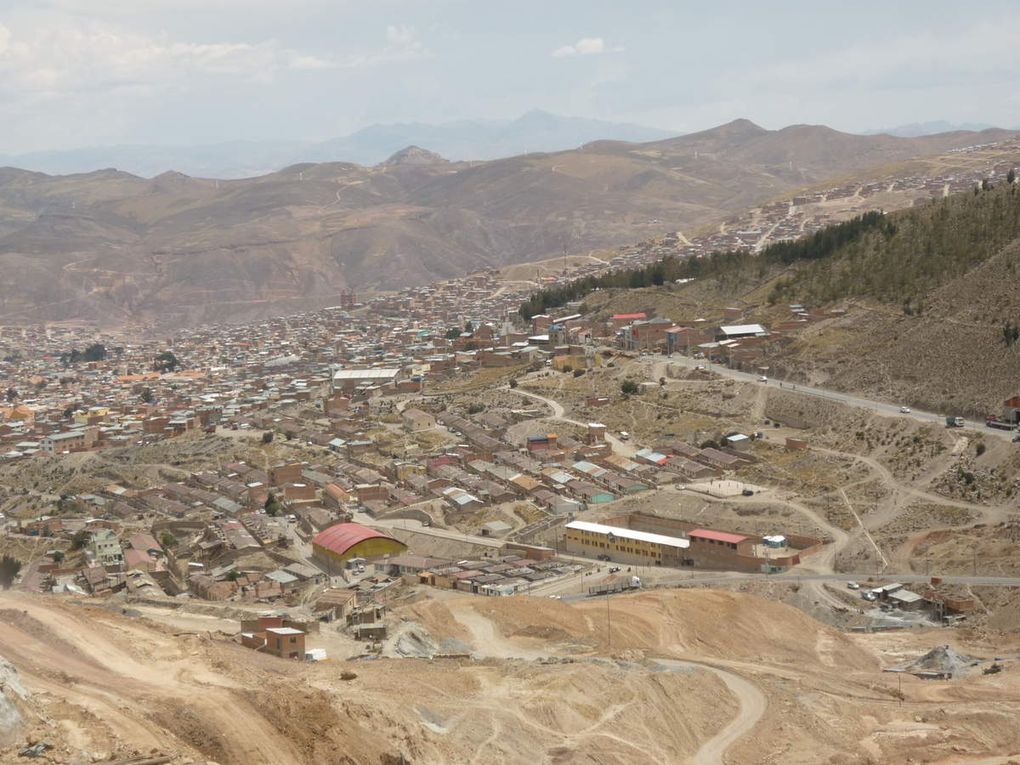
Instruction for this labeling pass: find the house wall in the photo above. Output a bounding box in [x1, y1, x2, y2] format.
[563, 526, 677, 566]
[265, 632, 305, 659]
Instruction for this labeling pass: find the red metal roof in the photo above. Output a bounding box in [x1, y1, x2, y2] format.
[611, 312, 647, 320]
[689, 528, 748, 545]
[312, 523, 396, 556]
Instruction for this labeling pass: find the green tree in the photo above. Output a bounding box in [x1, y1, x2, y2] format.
[70, 530, 89, 550]
[5, 387, 17, 402]
[160, 531, 178, 548]
[139, 386, 154, 404]
[1008, 168, 1017, 185]
[444, 328, 461, 340]
[153, 351, 180, 372]
[0, 555, 22, 589]
[261, 430, 274, 444]
[83, 343, 107, 362]
[264, 492, 283, 517]
[52, 550, 65, 564]
[620, 379, 639, 396]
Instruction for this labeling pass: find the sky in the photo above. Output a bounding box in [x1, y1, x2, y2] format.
[0, 0, 1018, 152]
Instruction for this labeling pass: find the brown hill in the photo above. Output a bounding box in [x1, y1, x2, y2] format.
[0, 121, 1014, 326]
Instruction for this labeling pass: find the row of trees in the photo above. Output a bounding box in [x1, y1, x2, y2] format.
[769, 183, 1020, 306]
[518, 211, 888, 319]
[57, 344, 181, 372]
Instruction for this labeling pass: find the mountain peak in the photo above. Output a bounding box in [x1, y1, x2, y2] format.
[718, 118, 767, 135]
[381, 145, 448, 166]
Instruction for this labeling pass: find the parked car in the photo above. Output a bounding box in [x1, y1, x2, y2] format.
[847, 581, 860, 590]
[862, 590, 878, 601]
[758, 375, 768, 382]
[618, 431, 630, 441]
[899, 406, 911, 413]
[596, 554, 611, 561]
[741, 488, 754, 496]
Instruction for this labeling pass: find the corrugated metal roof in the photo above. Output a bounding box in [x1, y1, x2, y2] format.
[690, 528, 748, 544]
[312, 523, 399, 556]
[566, 520, 690, 549]
[332, 368, 401, 380]
[719, 324, 767, 336]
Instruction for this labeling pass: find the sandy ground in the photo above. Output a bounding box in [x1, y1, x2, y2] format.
[2, 588, 1020, 764]
[0, 591, 728, 765]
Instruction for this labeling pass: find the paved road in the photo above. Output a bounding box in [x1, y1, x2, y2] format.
[654, 354, 1017, 442]
[556, 570, 1020, 604]
[650, 571, 1020, 589]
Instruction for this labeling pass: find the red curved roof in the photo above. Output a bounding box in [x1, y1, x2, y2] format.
[312, 523, 398, 556]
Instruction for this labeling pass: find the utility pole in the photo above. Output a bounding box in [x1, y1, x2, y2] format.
[606, 590, 612, 651]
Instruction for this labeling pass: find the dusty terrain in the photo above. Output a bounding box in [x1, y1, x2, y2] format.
[3, 589, 1020, 765]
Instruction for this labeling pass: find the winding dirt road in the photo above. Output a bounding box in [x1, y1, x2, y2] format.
[653, 659, 767, 765]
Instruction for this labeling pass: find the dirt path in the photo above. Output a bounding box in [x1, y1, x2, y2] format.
[839, 487, 889, 569]
[447, 597, 769, 765]
[653, 659, 767, 765]
[0, 593, 304, 764]
[506, 386, 638, 457]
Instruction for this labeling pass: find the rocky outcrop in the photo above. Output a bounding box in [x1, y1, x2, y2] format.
[0, 655, 28, 747]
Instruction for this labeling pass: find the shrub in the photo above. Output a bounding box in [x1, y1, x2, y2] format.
[0, 555, 22, 589]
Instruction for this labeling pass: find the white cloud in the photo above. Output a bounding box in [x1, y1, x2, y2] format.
[742, 17, 1020, 91]
[337, 24, 429, 68]
[552, 36, 622, 58]
[0, 20, 427, 97]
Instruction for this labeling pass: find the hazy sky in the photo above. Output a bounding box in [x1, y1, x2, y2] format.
[1, 0, 1018, 152]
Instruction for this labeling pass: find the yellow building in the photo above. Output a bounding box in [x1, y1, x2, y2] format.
[73, 406, 109, 425]
[551, 354, 601, 372]
[312, 523, 406, 569]
[563, 520, 690, 566]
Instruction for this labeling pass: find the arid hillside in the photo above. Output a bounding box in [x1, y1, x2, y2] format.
[579, 181, 1020, 416]
[3, 589, 1020, 765]
[0, 121, 1013, 327]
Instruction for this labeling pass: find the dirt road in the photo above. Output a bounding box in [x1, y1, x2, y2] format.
[650, 355, 1015, 442]
[0, 593, 305, 764]
[506, 386, 638, 457]
[654, 659, 767, 765]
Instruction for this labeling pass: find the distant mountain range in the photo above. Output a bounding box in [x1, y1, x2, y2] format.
[0, 118, 1016, 327]
[0, 111, 676, 179]
[864, 121, 1003, 137]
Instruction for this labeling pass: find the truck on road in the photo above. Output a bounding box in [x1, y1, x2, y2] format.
[945, 416, 965, 428]
[986, 415, 1018, 431]
[588, 576, 641, 596]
